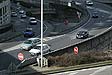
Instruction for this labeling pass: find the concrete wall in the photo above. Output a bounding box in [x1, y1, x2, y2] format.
[0, 0, 11, 34]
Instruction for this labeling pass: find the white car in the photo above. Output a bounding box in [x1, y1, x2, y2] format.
[85, 0, 93, 6]
[20, 38, 41, 50]
[11, 12, 17, 17]
[19, 10, 25, 14]
[29, 17, 37, 25]
[29, 44, 51, 55]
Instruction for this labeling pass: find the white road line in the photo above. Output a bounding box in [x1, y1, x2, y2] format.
[89, 66, 112, 75]
[87, 6, 111, 14]
[43, 23, 48, 33]
[44, 35, 65, 41]
[0, 44, 21, 53]
[50, 71, 78, 75]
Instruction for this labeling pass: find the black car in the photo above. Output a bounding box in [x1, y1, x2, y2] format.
[23, 28, 35, 38]
[76, 31, 89, 39]
[11, 12, 17, 17]
[92, 12, 98, 18]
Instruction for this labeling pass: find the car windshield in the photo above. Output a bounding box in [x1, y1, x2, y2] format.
[30, 19, 36, 21]
[24, 40, 32, 44]
[77, 31, 86, 35]
[25, 29, 31, 32]
[34, 46, 41, 50]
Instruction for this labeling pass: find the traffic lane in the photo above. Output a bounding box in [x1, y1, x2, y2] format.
[93, 2, 112, 12]
[94, 66, 112, 75]
[50, 65, 112, 75]
[0, 41, 22, 50]
[46, 26, 108, 51]
[0, 49, 31, 70]
[46, 11, 110, 51]
[8, 19, 41, 42]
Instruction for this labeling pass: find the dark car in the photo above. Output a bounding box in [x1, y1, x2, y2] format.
[92, 12, 98, 18]
[11, 12, 17, 17]
[85, 0, 93, 6]
[76, 31, 89, 39]
[20, 14, 27, 19]
[23, 28, 35, 38]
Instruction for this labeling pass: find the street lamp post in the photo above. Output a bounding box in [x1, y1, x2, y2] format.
[41, 0, 43, 68]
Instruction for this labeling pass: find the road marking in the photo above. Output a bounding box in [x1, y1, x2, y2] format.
[87, 6, 111, 14]
[50, 71, 78, 75]
[44, 35, 65, 41]
[89, 66, 112, 75]
[0, 44, 22, 53]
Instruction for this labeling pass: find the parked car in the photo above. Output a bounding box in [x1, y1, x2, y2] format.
[76, 31, 89, 39]
[29, 17, 37, 25]
[11, 12, 17, 17]
[29, 44, 51, 56]
[20, 38, 41, 50]
[92, 12, 98, 18]
[23, 27, 35, 38]
[85, 0, 93, 6]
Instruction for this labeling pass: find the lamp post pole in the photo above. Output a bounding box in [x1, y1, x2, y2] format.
[41, 0, 43, 68]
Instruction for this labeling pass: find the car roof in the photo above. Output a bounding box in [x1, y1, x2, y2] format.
[36, 44, 48, 46]
[78, 30, 88, 32]
[28, 38, 40, 40]
[30, 17, 36, 19]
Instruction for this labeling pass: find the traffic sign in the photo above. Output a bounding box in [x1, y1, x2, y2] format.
[64, 19, 68, 25]
[18, 53, 24, 61]
[74, 47, 78, 55]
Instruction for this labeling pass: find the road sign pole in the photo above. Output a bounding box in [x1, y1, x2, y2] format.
[41, 0, 43, 68]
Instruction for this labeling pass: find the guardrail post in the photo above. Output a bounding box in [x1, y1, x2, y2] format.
[36, 56, 48, 67]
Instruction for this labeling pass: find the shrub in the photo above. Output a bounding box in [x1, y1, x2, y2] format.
[48, 50, 112, 67]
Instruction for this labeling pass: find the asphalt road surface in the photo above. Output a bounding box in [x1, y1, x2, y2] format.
[50, 65, 112, 75]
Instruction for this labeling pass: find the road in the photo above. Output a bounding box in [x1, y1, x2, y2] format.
[46, 2, 112, 51]
[0, 1, 112, 71]
[50, 65, 112, 75]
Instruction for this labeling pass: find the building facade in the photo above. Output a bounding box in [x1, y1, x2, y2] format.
[0, 0, 11, 33]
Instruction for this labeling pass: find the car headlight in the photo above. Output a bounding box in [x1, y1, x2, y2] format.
[80, 36, 83, 37]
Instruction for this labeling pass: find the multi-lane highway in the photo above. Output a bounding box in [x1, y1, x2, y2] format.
[0, 0, 112, 71]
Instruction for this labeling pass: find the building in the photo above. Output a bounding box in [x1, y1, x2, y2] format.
[0, 0, 11, 33]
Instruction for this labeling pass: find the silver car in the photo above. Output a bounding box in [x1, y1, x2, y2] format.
[20, 38, 41, 50]
[29, 17, 37, 25]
